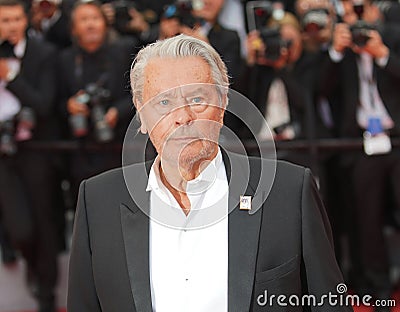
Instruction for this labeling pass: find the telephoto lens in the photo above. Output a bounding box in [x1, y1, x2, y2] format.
[0, 120, 17, 156]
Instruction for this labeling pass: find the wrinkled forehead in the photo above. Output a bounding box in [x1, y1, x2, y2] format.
[142, 56, 213, 103]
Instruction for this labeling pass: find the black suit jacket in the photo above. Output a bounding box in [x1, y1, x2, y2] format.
[68, 151, 352, 311]
[240, 64, 306, 140]
[57, 38, 137, 141]
[6, 37, 57, 140]
[208, 24, 242, 88]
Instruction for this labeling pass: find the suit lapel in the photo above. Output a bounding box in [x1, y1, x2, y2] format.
[223, 151, 263, 312]
[120, 161, 153, 312]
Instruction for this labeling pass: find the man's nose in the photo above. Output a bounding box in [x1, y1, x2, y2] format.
[174, 104, 195, 126]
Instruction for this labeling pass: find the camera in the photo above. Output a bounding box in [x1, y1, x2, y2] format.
[301, 9, 329, 34]
[246, 1, 285, 31]
[69, 83, 114, 143]
[15, 107, 36, 142]
[163, 0, 203, 29]
[348, 0, 375, 47]
[0, 107, 36, 156]
[259, 27, 292, 60]
[350, 20, 375, 47]
[246, 1, 289, 61]
[0, 40, 15, 58]
[112, 0, 136, 33]
[0, 120, 16, 156]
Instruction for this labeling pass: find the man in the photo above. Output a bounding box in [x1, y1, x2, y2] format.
[0, 0, 58, 311]
[319, 0, 400, 305]
[68, 35, 352, 311]
[58, 0, 136, 200]
[244, 12, 305, 142]
[28, 0, 71, 49]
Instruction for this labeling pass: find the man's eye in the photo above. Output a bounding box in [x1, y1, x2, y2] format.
[159, 99, 169, 106]
[192, 97, 204, 103]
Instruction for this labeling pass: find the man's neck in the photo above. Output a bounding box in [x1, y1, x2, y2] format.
[158, 146, 218, 214]
[79, 41, 103, 53]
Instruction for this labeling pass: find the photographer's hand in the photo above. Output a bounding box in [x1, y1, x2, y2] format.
[30, 3, 45, 31]
[0, 59, 10, 80]
[246, 30, 278, 66]
[246, 30, 263, 66]
[332, 23, 352, 53]
[246, 31, 288, 68]
[105, 107, 118, 128]
[101, 3, 115, 26]
[159, 18, 180, 39]
[180, 25, 209, 43]
[67, 91, 89, 116]
[127, 8, 149, 33]
[363, 30, 389, 59]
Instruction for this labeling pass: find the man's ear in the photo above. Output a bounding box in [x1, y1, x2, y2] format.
[218, 96, 228, 124]
[134, 99, 148, 134]
[140, 118, 148, 134]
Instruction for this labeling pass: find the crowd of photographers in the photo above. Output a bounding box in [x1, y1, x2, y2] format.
[0, 0, 399, 311]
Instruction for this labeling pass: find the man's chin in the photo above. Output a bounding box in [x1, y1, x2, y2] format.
[161, 141, 214, 167]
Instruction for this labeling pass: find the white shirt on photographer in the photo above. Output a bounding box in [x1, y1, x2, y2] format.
[0, 39, 25, 122]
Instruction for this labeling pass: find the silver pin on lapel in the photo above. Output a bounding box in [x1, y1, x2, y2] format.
[240, 195, 252, 211]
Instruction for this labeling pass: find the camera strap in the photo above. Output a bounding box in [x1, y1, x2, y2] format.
[356, 53, 394, 130]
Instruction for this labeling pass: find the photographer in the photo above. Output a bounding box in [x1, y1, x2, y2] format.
[28, 0, 71, 49]
[0, 0, 59, 311]
[157, 0, 242, 87]
[100, 0, 171, 43]
[244, 12, 305, 143]
[319, 0, 400, 306]
[58, 0, 136, 200]
[294, 0, 347, 271]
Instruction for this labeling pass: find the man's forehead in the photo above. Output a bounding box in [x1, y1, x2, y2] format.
[143, 56, 213, 99]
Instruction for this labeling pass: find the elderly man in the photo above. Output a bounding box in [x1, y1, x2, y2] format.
[67, 35, 352, 312]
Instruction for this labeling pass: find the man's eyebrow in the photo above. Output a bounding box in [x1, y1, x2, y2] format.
[183, 87, 211, 96]
[155, 89, 177, 99]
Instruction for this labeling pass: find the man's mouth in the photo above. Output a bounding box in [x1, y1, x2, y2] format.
[170, 137, 199, 142]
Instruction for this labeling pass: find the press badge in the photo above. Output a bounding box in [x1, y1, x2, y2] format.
[363, 132, 392, 156]
[363, 117, 392, 156]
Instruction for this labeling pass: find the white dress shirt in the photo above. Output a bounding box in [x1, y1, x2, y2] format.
[328, 47, 394, 130]
[0, 39, 25, 122]
[356, 52, 394, 130]
[147, 149, 229, 312]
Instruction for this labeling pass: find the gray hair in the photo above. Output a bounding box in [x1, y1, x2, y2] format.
[130, 34, 229, 105]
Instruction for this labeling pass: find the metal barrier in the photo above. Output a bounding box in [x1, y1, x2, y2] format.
[17, 138, 400, 153]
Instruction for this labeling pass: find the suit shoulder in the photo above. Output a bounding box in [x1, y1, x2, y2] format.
[85, 166, 125, 190]
[58, 45, 76, 61]
[276, 159, 306, 176]
[84, 161, 148, 193]
[246, 154, 305, 175]
[27, 37, 56, 55]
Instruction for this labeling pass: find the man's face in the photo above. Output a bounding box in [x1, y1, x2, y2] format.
[281, 24, 302, 64]
[138, 56, 225, 169]
[341, 0, 380, 25]
[0, 5, 27, 45]
[72, 4, 106, 48]
[193, 0, 224, 23]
